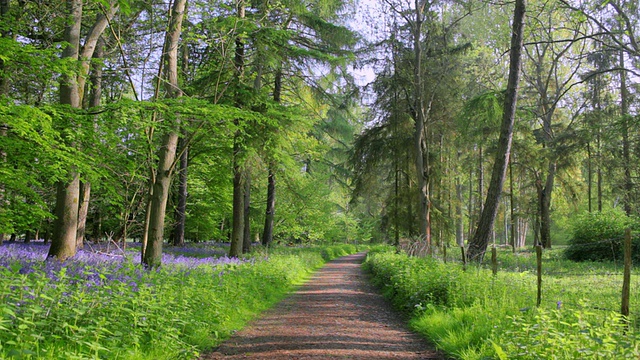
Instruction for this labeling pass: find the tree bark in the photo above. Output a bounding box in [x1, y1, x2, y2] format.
[230, 149, 244, 257]
[229, 0, 246, 258]
[77, 1, 118, 104]
[262, 166, 276, 246]
[76, 181, 91, 249]
[0, 0, 10, 95]
[143, 0, 187, 267]
[172, 137, 188, 246]
[620, 50, 632, 216]
[262, 67, 282, 247]
[243, 171, 251, 253]
[540, 162, 555, 248]
[509, 156, 516, 251]
[412, 0, 431, 250]
[467, 0, 526, 262]
[76, 37, 104, 250]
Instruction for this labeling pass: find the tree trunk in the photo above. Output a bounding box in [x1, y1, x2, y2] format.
[587, 142, 592, 212]
[49, 175, 81, 260]
[243, 171, 251, 253]
[229, 0, 246, 258]
[411, 0, 431, 250]
[406, 146, 414, 237]
[467, 0, 526, 262]
[77, 38, 104, 250]
[76, 181, 91, 249]
[509, 156, 517, 251]
[262, 166, 276, 246]
[620, 50, 632, 216]
[262, 67, 282, 247]
[395, 155, 401, 247]
[540, 162, 556, 248]
[230, 151, 244, 257]
[143, 0, 187, 267]
[48, 0, 83, 262]
[455, 152, 464, 247]
[0, 0, 10, 95]
[172, 137, 188, 246]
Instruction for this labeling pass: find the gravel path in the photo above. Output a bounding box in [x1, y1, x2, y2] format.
[201, 252, 447, 359]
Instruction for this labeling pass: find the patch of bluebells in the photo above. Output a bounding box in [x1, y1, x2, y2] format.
[0, 241, 250, 295]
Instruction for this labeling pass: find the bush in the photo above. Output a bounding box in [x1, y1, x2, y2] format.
[564, 210, 639, 262]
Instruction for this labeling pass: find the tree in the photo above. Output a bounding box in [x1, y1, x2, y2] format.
[467, 0, 526, 262]
[48, 0, 119, 261]
[143, 0, 188, 267]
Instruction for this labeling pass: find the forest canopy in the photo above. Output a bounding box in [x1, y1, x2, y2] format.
[0, 0, 638, 264]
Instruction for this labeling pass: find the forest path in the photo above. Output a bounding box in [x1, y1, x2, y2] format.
[201, 252, 447, 359]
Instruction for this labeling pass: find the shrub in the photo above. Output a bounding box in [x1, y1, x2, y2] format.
[564, 210, 639, 262]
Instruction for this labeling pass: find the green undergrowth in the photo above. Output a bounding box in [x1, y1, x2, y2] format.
[0, 243, 359, 359]
[364, 247, 640, 359]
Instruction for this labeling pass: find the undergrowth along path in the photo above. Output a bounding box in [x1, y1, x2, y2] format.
[201, 252, 446, 359]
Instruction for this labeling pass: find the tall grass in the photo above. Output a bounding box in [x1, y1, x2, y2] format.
[365, 248, 640, 359]
[0, 242, 359, 359]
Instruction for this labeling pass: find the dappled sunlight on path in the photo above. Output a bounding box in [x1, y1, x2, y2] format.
[201, 253, 446, 359]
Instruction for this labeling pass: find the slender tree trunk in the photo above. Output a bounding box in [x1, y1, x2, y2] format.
[620, 50, 632, 216]
[230, 150, 244, 257]
[141, 184, 152, 261]
[172, 137, 188, 246]
[406, 146, 414, 237]
[395, 155, 401, 247]
[478, 144, 484, 214]
[468, 162, 474, 240]
[76, 182, 91, 249]
[262, 166, 276, 246]
[509, 156, 516, 251]
[243, 172, 251, 253]
[229, 0, 246, 258]
[467, 0, 526, 262]
[262, 68, 282, 247]
[0, 123, 6, 245]
[0, 0, 10, 95]
[77, 37, 104, 250]
[540, 162, 555, 248]
[143, 0, 187, 267]
[455, 190, 464, 247]
[411, 0, 431, 251]
[587, 142, 592, 212]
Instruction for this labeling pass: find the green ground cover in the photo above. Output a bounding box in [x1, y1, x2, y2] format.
[365, 246, 640, 359]
[0, 242, 359, 359]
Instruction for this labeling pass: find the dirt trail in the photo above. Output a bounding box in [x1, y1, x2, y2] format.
[201, 252, 447, 359]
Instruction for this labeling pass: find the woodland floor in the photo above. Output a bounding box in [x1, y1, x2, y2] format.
[200, 252, 448, 359]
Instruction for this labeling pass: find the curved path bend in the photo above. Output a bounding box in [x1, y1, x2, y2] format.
[201, 252, 447, 359]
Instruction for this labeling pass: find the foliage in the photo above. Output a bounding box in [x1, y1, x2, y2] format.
[0, 242, 359, 359]
[564, 210, 639, 262]
[365, 249, 640, 360]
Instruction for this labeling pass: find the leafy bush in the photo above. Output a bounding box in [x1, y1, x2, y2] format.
[564, 210, 639, 262]
[498, 306, 640, 359]
[320, 244, 358, 260]
[364, 251, 473, 314]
